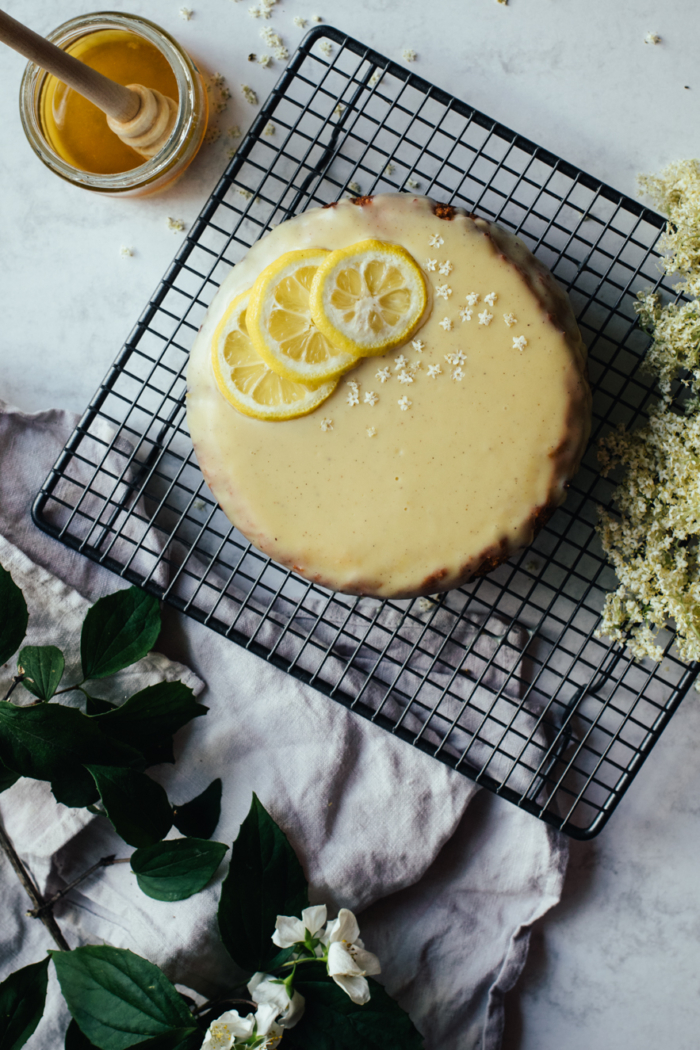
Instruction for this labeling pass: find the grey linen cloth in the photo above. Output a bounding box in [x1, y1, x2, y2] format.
[0, 399, 568, 1050]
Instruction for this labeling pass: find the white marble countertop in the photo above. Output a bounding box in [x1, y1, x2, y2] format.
[1, 0, 699, 1046]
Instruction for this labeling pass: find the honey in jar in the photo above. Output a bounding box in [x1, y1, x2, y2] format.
[39, 28, 179, 174]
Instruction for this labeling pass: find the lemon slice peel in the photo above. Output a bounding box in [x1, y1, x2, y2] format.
[309, 238, 429, 357]
[246, 248, 357, 386]
[211, 289, 337, 421]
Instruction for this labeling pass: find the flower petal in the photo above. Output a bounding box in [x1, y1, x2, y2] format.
[352, 947, 382, 975]
[281, 990, 306, 1029]
[255, 1002, 281, 1036]
[271, 914, 305, 948]
[327, 941, 363, 977]
[301, 904, 327, 936]
[329, 907, 361, 945]
[331, 972, 371, 1005]
[202, 1009, 255, 1048]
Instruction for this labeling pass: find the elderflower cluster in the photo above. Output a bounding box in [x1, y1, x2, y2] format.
[596, 159, 700, 677]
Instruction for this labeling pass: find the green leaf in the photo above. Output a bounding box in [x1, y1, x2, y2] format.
[172, 779, 222, 839]
[81, 588, 160, 681]
[17, 645, 65, 701]
[0, 702, 144, 808]
[283, 971, 424, 1050]
[86, 766, 172, 847]
[218, 793, 308, 973]
[0, 565, 28, 668]
[85, 696, 117, 716]
[65, 1018, 99, 1048]
[131, 838, 228, 902]
[0, 956, 50, 1050]
[52, 946, 195, 1050]
[94, 682, 206, 767]
[0, 758, 19, 794]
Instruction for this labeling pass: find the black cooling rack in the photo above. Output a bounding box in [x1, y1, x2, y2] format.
[33, 26, 698, 838]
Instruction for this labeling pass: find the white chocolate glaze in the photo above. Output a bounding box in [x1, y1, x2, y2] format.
[186, 195, 591, 598]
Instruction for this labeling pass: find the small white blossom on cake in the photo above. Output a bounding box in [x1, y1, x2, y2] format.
[394, 354, 408, 370]
[435, 284, 452, 300]
[478, 310, 494, 326]
[503, 313, 517, 327]
[459, 307, 472, 322]
[320, 418, 333, 431]
[397, 396, 412, 411]
[411, 339, 425, 352]
[364, 391, 379, 405]
[438, 260, 453, 276]
[465, 292, 480, 306]
[375, 367, 391, 383]
[427, 363, 442, 377]
[428, 233, 444, 248]
[439, 317, 453, 331]
[425, 258, 437, 271]
[484, 291, 498, 306]
[513, 335, 528, 351]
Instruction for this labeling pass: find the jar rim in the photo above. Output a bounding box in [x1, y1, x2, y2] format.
[19, 10, 203, 192]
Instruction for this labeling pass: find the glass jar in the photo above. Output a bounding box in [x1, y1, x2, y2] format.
[19, 11, 208, 196]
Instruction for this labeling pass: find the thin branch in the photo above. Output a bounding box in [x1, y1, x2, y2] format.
[0, 817, 70, 951]
[28, 855, 129, 917]
[1, 675, 25, 704]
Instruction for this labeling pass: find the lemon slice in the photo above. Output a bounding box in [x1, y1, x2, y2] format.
[211, 290, 338, 421]
[308, 238, 428, 357]
[246, 249, 357, 386]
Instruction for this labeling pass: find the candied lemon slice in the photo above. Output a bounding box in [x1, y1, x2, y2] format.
[309, 238, 428, 357]
[211, 290, 338, 420]
[247, 248, 357, 386]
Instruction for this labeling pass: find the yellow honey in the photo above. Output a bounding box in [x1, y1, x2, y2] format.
[39, 28, 179, 174]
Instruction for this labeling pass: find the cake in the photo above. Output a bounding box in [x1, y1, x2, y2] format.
[186, 194, 591, 599]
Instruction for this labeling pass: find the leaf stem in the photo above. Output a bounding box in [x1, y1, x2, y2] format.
[279, 955, 325, 969]
[1, 675, 25, 704]
[0, 816, 70, 950]
[27, 855, 129, 917]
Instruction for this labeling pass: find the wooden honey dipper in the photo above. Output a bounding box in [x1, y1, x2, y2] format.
[0, 8, 177, 158]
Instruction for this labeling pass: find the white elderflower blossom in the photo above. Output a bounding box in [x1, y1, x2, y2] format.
[439, 317, 453, 331]
[451, 366, 464, 381]
[429, 233, 444, 248]
[180, 7, 193, 19]
[512, 335, 528, 351]
[241, 84, 258, 104]
[394, 354, 407, 370]
[503, 312, 517, 327]
[459, 307, 473, 322]
[427, 363, 442, 377]
[644, 31, 661, 44]
[263, 121, 276, 136]
[384, 161, 395, 175]
[346, 389, 360, 406]
[412, 339, 425, 352]
[319, 39, 333, 57]
[366, 426, 377, 437]
[375, 367, 391, 383]
[397, 369, 414, 385]
[120, 246, 133, 258]
[258, 53, 271, 67]
[333, 102, 345, 118]
[478, 310, 494, 326]
[293, 15, 307, 27]
[435, 284, 452, 300]
[484, 291, 498, 306]
[167, 217, 186, 233]
[364, 391, 378, 405]
[439, 260, 453, 276]
[320, 418, 333, 431]
[425, 258, 438, 271]
[465, 292, 479, 306]
[397, 396, 411, 411]
[402, 48, 417, 62]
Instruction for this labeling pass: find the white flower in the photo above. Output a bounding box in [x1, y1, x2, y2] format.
[435, 284, 452, 300]
[425, 258, 437, 271]
[364, 391, 378, 406]
[459, 307, 472, 322]
[448, 349, 466, 365]
[249, 973, 305, 1029]
[394, 354, 407, 370]
[438, 260, 453, 276]
[439, 317, 453, 331]
[366, 426, 377, 437]
[484, 291, 498, 306]
[429, 233, 444, 248]
[397, 396, 412, 411]
[427, 363, 442, 377]
[411, 339, 425, 352]
[346, 390, 359, 406]
[320, 418, 333, 431]
[375, 367, 390, 383]
[323, 909, 381, 1005]
[397, 369, 414, 385]
[513, 335, 528, 351]
[503, 312, 517, 327]
[272, 905, 328, 948]
[478, 310, 493, 326]
[202, 1004, 281, 1049]
[402, 48, 417, 62]
[465, 292, 479, 306]
[406, 178, 419, 189]
[384, 161, 395, 175]
[451, 367, 464, 381]
[293, 15, 307, 27]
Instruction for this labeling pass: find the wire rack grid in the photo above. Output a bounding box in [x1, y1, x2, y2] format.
[33, 26, 698, 839]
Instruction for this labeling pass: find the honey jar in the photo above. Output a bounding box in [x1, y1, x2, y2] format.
[19, 11, 208, 195]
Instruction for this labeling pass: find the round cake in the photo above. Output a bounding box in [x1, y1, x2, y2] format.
[186, 194, 591, 599]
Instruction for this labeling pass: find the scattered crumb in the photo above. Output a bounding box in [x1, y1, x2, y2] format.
[334, 103, 346, 118]
[402, 49, 416, 62]
[311, 14, 322, 22]
[524, 559, 540, 574]
[120, 246, 133, 258]
[179, 8, 193, 20]
[644, 32, 661, 45]
[238, 187, 253, 199]
[319, 39, 333, 57]
[213, 99, 228, 114]
[210, 72, 227, 88]
[369, 70, 381, 88]
[366, 427, 377, 438]
[228, 125, 242, 138]
[406, 177, 419, 189]
[349, 181, 361, 194]
[293, 15, 307, 27]
[205, 127, 221, 144]
[241, 84, 258, 104]
[226, 147, 237, 159]
[384, 162, 395, 175]
[417, 596, 436, 612]
[167, 217, 186, 233]
[193, 497, 206, 511]
[263, 121, 276, 136]
[248, 53, 257, 61]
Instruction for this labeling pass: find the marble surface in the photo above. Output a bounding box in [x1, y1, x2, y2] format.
[1, 0, 700, 1046]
